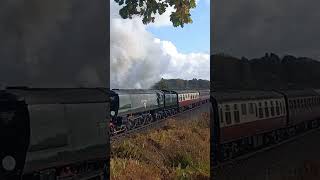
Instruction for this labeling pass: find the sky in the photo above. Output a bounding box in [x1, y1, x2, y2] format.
[110, 0, 210, 89]
[212, 0, 320, 59]
[147, 0, 210, 54]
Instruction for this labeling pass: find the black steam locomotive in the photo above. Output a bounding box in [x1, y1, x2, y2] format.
[109, 89, 210, 135]
[0, 87, 109, 179]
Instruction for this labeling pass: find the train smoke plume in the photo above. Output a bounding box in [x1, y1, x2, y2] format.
[0, 0, 106, 88]
[110, 1, 209, 89]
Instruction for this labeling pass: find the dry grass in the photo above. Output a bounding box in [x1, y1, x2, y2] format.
[110, 112, 210, 180]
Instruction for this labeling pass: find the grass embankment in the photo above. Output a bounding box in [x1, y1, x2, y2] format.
[110, 112, 210, 180]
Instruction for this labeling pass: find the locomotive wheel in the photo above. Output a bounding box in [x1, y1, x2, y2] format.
[138, 116, 145, 126]
[126, 119, 136, 130]
[146, 114, 152, 124]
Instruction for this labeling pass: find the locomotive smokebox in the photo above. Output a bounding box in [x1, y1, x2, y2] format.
[0, 89, 30, 179]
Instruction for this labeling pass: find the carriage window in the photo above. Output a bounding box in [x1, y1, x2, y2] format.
[293, 100, 297, 109]
[225, 112, 232, 125]
[225, 105, 230, 111]
[308, 98, 311, 106]
[276, 101, 280, 115]
[264, 101, 269, 117]
[234, 104, 238, 110]
[249, 103, 254, 114]
[234, 111, 240, 123]
[299, 99, 302, 108]
[270, 101, 275, 116]
[313, 98, 315, 105]
[259, 107, 264, 118]
[258, 102, 263, 118]
[241, 104, 247, 115]
[279, 102, 283, 114]
[225, 104, 232, 125]
[220, 108, 224, 123]
[255, 103, 258, 117]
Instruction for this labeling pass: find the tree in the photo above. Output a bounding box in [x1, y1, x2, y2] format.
[114, 0, 197, 27]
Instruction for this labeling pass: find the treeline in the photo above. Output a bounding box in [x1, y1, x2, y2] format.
[211, 53, 320, 90]
[152, 78, 210, 90]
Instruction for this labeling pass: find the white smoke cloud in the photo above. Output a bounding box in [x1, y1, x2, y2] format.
[110, 1, 209, 89]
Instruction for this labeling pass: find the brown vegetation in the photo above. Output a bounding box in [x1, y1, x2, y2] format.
[110, 112, 210, 180]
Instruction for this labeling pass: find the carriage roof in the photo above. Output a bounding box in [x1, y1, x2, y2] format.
[280, 89, 319, 98]
[211, 90, 283, 103]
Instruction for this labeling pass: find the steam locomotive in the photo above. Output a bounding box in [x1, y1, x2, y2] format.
[211, 89, 320, 166]
[0, 87, 109, 179]
[109, 89, 210, 135]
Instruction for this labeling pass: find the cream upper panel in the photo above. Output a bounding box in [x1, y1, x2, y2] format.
[218, 97, 286, 128]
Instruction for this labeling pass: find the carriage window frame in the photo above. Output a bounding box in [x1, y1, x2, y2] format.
[241, 103, 247, 115]
[220, 108, 224, 123]
[225, 104, 232, 125]
[255, 103, 258, 117]
[234, 104, 238, 110]
[234, 110, 240, 123]
[249, 103, 254, 114]
[276, 101, 280, 115]
[270, 101, 275, 116]
[225, 111, 232, 125]
[258, 101, 264, 118]
[264, 101, 269, 117]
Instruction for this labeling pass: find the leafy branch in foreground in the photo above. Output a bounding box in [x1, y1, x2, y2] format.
[114, 0, 196, 27]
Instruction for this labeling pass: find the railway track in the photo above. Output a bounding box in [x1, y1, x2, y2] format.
[110, 102, 209, 143]
[212, 121, 320, 176]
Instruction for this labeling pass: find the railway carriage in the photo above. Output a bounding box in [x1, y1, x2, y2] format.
[313, 89, 320, 117]
[1, 87, 109, 179]
[199, 90, 210, 104]
[211, 91, 287, 160]
[211, 89, 320, 165]
[283, 90, 320, 134]
[176, 90, 200, 111]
